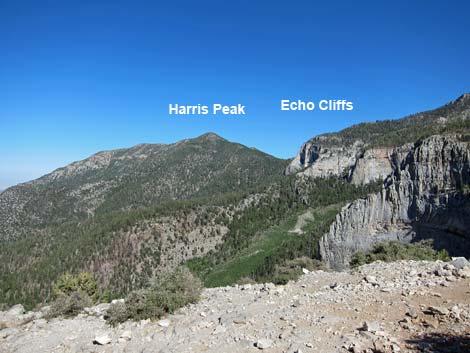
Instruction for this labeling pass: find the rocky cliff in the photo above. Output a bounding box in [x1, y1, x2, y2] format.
[319, 135, 470, 269]
[286, 94, 470, 185]
[284, 136, 364, 178]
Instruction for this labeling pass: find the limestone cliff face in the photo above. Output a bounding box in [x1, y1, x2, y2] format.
[319, 135, 470, 269]
[285, 136, 364, 178]
[348, 148, 394, 185]
[285, 136, 398, 185]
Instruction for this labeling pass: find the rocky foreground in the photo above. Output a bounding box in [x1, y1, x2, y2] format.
[2, 259, 470, 353]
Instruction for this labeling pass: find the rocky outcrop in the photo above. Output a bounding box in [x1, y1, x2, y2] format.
[285, 136, 402, 185]
[348, 148, 394, 185]
[320, 135, 470, 269]
[285, 136, 364, 178]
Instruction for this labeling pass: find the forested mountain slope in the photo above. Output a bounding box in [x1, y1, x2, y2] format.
[0, 133, 287, 241]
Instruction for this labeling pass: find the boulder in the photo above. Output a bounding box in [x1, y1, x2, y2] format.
[6, 304, 25, 317]
[451, 257, 470, 270]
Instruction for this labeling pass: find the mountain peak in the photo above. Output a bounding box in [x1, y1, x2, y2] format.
[195, 132, 225, 141]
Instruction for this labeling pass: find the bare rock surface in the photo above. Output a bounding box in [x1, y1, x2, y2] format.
[2, 260, 470, 353]
[320, 135, 470, 269]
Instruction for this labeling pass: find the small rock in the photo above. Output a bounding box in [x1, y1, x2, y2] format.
[446, 276, 457, 282]
[458, 268, 470, 278]
[428, 306, 449, 315]
[451, 305, 461, 319]
[140, 318, 151, 326]
[93, 334, 112, 345]
[361, 321, 380, 333]
[158, 319, 171, 327]
[0, 328, 19, 340]
[406, 307, 418, 319]
[119, 331, 132, 341]
[256, 338, 273, 349]
[364, 275, 379, 286]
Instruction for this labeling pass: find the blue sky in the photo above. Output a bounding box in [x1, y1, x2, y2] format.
[1, 0, 469, 189]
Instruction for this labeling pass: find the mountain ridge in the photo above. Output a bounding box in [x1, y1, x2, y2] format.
[0, 132, 287, 242]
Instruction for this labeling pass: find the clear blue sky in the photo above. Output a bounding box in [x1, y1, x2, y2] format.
[1, 0, 469, 189]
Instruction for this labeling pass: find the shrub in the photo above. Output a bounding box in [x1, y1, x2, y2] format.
[45, 291, 92, 319]
[106, 267, 202, 326]
[350, 240, 450, 267]
[46, 272, 111, 319]
[105, 301, 129, 326]
[52, 272, 99, 300]
[99, 289, 114, 303]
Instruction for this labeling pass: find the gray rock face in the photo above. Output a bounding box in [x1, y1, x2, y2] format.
[286, 138, 412, 186]
[348, 148, 394, 185]
[320, 135, 470, 269]
[285, 136, 364, 178]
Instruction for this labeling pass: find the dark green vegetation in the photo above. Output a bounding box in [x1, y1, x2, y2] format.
[310, 93, 470, 149]
[190, 207, 337, 287]
[350, 240, 450, 268]
[46, 272, 102, 319]
[52, 272, 99, 300]
[187, 178, 381, 287]
[105, 268, 202, 326]
[0, 133, 288, 309]
[0, 174, 379, 310]
[46, 291, 93, 319]
[0, 197, 230, 309]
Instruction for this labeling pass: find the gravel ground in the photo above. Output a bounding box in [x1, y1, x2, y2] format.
[2, 259, 470, 353]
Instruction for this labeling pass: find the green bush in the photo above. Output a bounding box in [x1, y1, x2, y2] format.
[45, 291, 92, 319]
[105, 301, 128, 326]
[45, 272, 114, 319]
[106, 267, 202, 326]
[351, 240, 450, 267]
[52, 272, 99, 300]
